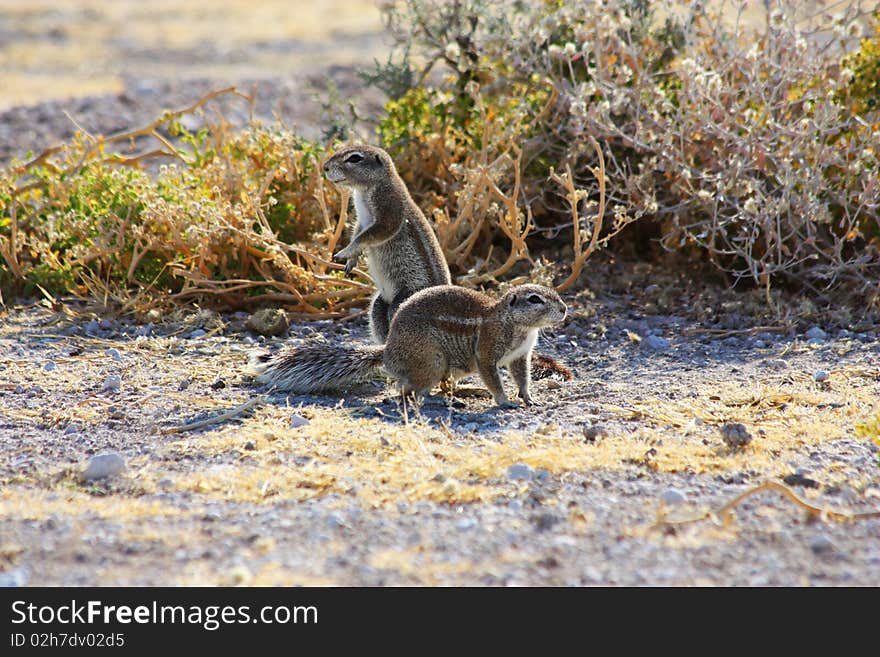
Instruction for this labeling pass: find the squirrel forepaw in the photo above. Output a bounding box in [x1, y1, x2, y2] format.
[520, 394, 542, 407]
[495, 398, 521, 409]
[334, 245, 355, 262]
[343, 257, 357, 275]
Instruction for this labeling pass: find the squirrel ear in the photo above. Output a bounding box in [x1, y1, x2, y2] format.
[507, 293, 518, 307]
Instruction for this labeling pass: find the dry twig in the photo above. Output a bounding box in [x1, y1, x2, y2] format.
[651, 481, 880, 532]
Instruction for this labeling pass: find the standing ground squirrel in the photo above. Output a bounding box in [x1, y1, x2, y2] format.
[324, 143, 451, 343]
[250, 284, 567, 408]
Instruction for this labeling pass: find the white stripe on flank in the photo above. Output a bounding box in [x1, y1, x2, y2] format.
[435, 315, 483, 326]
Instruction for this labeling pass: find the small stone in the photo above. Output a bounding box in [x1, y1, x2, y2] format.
[805, 326, 827, 341]
[765, 358, 788, 370]
[43, 361, 56, 371]
[64, 423, 80, 435]
[98, 318, 114, 330]
[644, 284, 661, 296]
[158, 478, 174, 490]
[177, 378, 191, 391]
[456, 517, 477, 531]
[720, 422, 752, 448]
[135, 323, 153, 337]
[246, 308, 289, 337]
[810, 534, 836, 555]
[0, 567, 29, 587]
[210, 376, 226, 390]
[188, 328, 207, 339]
[289, 414, 310, 428]
[244, 441, 256, 451]
[82, 452, 126, 481]
[101, 375, 122, 393]
[228, 565, 252, 585]
[582, 424, 608, 443]
[643, 335, 670, 351]
[782, 473, 820, 489]
[507, 462, 535, 481]
[660, 488, 686, 506]
[545, 379, 562, 390]
[813, 370, 830, 383]
[722, 336, 740, 347]
[106, 348, 123, 361]
[325, 513, 346, 529]
[84, 319, 101, 335]
[753, 340, 767, 349]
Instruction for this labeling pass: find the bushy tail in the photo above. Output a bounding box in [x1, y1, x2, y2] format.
[247, 343, 386, 393]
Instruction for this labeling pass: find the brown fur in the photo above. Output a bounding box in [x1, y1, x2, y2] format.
[323, 144, 451, 343]
[250, 285, 568, 408]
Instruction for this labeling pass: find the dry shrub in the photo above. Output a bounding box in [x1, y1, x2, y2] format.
[375, 0, 880, 305]
[2, 1, 879, 312]
[0, 90, 371, 316]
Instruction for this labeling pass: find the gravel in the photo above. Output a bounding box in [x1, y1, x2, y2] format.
[660, 488, 687, 506]
[809, 534, 837, 556]
[507, 463, 535, 481]
[642, 335, 671, 351]
[720, 422, 753, 449]
[290, 414, 310, 428]
[101, 375, 122, 393]
[82, 453, 127, 481]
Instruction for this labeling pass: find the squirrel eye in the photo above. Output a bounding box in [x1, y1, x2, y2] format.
[527, 294, 544, 304]
[345, 153, 364, 164]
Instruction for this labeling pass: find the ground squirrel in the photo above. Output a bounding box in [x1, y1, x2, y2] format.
[323, 143, 572, 382]
[324, 143, 451, 343]
[250, 284, 567, 408]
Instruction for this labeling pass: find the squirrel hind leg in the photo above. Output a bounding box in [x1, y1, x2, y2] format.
[369, 294, 391, 343]
[385, 344, 446, 395]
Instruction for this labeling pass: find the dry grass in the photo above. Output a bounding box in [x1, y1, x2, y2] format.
[7, 373, 874, 511]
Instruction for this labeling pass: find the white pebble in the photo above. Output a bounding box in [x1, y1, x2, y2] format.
[82, 453, 126, 481]
[102, 375, 122, 393]
[643, 335, 670, 351]
[289, 414, 310, 428]
[660, 488, 686, 506]
[507, 463, 535, 481]
[814, 370, 830, 383]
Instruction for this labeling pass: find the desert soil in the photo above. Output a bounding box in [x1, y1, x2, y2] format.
[1, 1, 879, 586]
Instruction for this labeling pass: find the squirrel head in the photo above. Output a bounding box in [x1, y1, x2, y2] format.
[501, 284, 567, 329]
[323, 144, 394, 189]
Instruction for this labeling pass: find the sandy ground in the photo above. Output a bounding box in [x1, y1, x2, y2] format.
[1, 264, 878, 586]
[1, 0, 879, 586]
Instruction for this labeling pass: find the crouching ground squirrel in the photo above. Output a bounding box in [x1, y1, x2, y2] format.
[322, 143, 572, 382]
[250, 284, 567, 408]
[324, 143, 451, 343]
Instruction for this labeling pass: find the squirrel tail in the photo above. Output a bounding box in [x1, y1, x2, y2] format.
[247, 343, 386, 393]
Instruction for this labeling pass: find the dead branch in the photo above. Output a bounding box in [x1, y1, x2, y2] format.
[555, 135, 606, 292]
[651, 481, 880, 533]
[162, 394, 266, 435]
